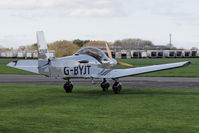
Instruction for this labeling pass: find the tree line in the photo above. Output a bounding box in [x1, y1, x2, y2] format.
[10, 38, 176, 57]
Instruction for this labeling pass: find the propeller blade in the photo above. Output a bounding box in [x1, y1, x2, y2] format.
[118, 61, 133, 67]
[105, 42, 112, 59]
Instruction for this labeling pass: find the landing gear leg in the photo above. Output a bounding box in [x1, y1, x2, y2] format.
[63, 79, 73, 93]
[100, 78, 110, 92]
[112, 79, 122, 94]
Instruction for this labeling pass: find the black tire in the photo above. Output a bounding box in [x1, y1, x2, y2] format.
[102, 87, 108, 92]
[112, 82, 122, 94]
[64, 82, 73, 93]
[101, 81, 110, 92]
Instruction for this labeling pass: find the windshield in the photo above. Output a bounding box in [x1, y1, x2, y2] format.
[76, 46, 108, 63]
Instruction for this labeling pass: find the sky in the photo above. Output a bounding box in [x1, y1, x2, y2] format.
[0, 0, 199, 49]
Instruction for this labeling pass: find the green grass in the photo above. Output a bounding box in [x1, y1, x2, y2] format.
[0, 59, 36, 75]
[117, 58, 199, 77]
[0, 84, 199, 133]
[0, 58, 199, 77]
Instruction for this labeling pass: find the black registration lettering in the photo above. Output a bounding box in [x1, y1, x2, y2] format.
[87, 65, 91, 75]
[74, 67, 78, 75]
[79, 66, 84, 75]
[83, 66, 87, 75]
[64, 65, 91, 75]
[64, 67, 70, 75]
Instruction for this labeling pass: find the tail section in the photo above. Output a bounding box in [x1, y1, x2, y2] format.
[37, 31, 47, 50]
[37, 31, 49, 60]
[37, 31, 50, 76]
[7, 31, 51, 76]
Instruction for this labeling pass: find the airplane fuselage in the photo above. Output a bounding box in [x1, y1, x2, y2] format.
[40, 54, 117, 79]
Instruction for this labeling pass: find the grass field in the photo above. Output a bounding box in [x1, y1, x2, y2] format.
[0, 84, 199, 133]
[0, 58, 198, 77]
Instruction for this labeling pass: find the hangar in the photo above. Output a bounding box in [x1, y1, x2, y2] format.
[0, 49, 199, 59]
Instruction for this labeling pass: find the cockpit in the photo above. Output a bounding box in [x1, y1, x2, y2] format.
[75, 47, 109, 63]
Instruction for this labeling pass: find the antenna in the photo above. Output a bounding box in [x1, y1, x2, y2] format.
[169, 33, 172, 48]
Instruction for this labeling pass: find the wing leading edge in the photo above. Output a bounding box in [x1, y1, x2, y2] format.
[7, 60, 39, 74]
[101, 61, 191, 79]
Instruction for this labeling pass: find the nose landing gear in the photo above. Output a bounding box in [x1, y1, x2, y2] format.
[63, 79, 73, 93]
[101, 79, 110, 92]
[112, 80, 122, 94]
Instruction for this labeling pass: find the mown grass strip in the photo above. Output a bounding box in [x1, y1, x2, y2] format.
[0, 84, 199, 133]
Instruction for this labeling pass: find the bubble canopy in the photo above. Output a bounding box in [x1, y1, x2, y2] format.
[75, 46, 108, 63]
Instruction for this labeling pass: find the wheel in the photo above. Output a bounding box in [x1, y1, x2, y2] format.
[63, 82, 73, 93]
[102, 87, 108, 92]
[101, 80, 110, 92]
[64, 83, 73, 93]
[112, 82, 122, 94]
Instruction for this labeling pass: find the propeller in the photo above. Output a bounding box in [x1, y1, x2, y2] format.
[105, 42, 112, 59]
[117, 61, 133, 67]
[105, 42, 133, 67]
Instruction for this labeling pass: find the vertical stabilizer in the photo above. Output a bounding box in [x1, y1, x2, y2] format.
[36, 31, 50, 76]
[37, 31, 47, 50]
[37, 31, 49, 60]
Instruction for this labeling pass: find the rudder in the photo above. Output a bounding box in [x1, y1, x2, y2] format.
[37, 31, 49, 60]
[36, 31, 50, 76]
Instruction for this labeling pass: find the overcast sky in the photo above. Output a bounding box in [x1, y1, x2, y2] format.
[0, 0, 199, 49]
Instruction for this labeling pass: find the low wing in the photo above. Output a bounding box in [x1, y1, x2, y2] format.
[101, 61, 191, 79]
[7, 60, 39, 74]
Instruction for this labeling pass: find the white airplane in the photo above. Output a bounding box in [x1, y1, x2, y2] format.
[8, 31, 191, 94]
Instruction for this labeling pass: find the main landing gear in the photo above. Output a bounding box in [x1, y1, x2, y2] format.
[100, 79, 122, 94]
[63, 78, 122, 94]
[63, 79, 73, 93]
[112, 81, 122, 94]
[101, 79, 110, 92]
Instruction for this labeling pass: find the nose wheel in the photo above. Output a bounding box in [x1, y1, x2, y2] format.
[63, 79, 73, 93]
[101, 79, 110, 92]
[112, 81, 122, 94]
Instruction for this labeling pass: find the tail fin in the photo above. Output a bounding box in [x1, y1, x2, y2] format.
[37, 31, 49, 60]
[37, 31, 50, 76]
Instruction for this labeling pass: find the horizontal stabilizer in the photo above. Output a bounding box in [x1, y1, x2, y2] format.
[7, 60, 39, 74]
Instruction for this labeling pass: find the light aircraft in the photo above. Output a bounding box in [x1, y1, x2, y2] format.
[8, 31, 191, 94]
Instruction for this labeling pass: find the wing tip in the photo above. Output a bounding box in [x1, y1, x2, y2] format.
[185, 61, 192, 65]
[7, 60, 18, 67]
[184, 61, 191, 66]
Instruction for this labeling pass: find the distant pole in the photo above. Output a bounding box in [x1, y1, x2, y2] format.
[169, 34, 172, 48]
